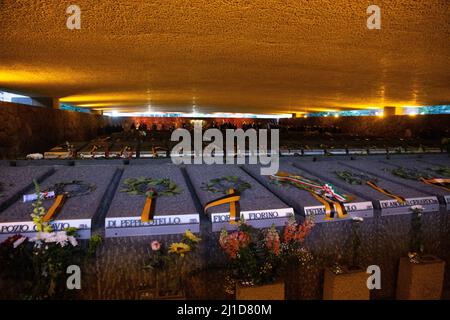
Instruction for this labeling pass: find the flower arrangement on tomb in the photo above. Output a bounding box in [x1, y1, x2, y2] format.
[220, 217, 314, 292]
[0, 181, 102, 299]
[121, 177, 182, 222]
[387, 167, 432, 180]
[143, 230, 201, 270]
[201, 175, 251, 194]
[121, 177, 181, 198]
[429, 166, 450, 177]
[270, 171, 352, 219]
[334, 171, 378, 185]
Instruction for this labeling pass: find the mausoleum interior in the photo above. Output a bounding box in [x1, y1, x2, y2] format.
[0, 0, 449, 301]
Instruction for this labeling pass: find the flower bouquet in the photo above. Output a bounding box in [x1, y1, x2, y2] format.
[219, 217, 314, 300]
[0, 181, 102, 299]
[141, 230, 201, 299]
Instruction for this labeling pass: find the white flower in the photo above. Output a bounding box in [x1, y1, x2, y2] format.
[352, 217, 364, 222]
[410, 205, 424, 211]
[13, 236, 27, 248]
[68, 236, 78, 247]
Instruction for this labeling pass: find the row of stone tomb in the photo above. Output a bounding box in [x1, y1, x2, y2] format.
[0, 155, 449, 240]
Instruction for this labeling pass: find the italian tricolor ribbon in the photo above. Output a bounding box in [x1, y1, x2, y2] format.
[420, 177, 450, 192]
[204, 188, 241, 224]
[366, 180, 406, 204]
[270, 171, 349, 219]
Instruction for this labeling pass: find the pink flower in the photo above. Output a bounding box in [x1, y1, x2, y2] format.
[151, 240, 161, 251]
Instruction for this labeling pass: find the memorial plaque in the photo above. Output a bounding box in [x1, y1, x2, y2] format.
[105, 164, 199, 237]
[243, 161, 373, 223]
[303, 149, 325, 156]
[185, 164, 293, 231]
[0, 166, 118, 240]
[327, 148, 347, 155]
[339, 160, 441, 213]
[368, 148, 388, 155]
[347, 148, 368, 155]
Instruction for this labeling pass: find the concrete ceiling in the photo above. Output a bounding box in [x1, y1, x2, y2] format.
[0, 0, 449, 114]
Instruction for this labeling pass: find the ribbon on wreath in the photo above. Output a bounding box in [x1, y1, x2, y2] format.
[270, 172, 350, 219]
[366, 180, 406, 204]
[420, 177, 450, 192]
[204, 188, 241, 224]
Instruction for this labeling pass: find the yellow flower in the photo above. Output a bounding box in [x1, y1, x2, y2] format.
[169, 242, 191, 257]
[184, 230, 201, 243]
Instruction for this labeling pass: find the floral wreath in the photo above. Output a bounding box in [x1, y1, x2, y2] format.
[201, 175, 251, 194]
[43, 180, 96, 198]
[334, 170, 378, 185]
[121, 177, 182, 198]
[387, 167, 431, 180]
[429, 166, 450, 177]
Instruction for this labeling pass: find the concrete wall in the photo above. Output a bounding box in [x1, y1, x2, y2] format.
[280, 114, 450, 139]
[0, 101, 112, 159]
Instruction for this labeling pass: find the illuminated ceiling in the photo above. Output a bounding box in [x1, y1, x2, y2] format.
[0, 0, 449, 114]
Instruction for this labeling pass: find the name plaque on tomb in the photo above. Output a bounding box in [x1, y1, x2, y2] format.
[0, 219, 91, 241]
[304, 201, 374, 223]
[379, 196, 440, 215]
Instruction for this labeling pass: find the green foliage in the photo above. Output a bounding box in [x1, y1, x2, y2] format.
[121, 177, 182, 198]
[87, 234, 103, 257]
[201, 176, 251, 194]
[429, 166, 450, 177]
[30, 180, 53, 233]
[335, 171, 377, 185]
[387, 167, 431, 180]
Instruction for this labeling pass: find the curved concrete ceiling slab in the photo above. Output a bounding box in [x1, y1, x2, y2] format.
[0, 0, 448, 114]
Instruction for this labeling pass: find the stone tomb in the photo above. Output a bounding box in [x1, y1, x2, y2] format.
[185, 164, 293, 231]
[105, 164, 199, 237]
[108, 140, 138, 158]
[44, 141, 87, 159]
[379, 158, 450, 210]
[79, 138, 114, 158]
[293, 159, 438, 216]
[243, 161, 373, 223]
[340, 160, 441, 213]
[0, 165, 54, 212]
[0, 165, 118, 240]
[139, 140, 169, 158]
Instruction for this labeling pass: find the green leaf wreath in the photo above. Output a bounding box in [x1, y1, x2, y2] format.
[43, 180, 96, 198]
[386, 167, 432, 180]
[121, 177, 182, 198]
[428, 166, 450, 177]
[334, 171, 378, 185]
[201, 175, 251, 194]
